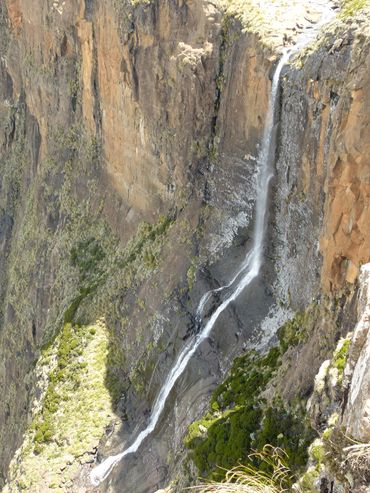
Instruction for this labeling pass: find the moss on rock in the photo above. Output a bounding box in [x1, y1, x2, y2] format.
[277, 306, 318, 354]
[185, 328, 315, 482]
[340, 0, 370, 17]
[4, 319, 116, 492]
[332, 336, 351, 375]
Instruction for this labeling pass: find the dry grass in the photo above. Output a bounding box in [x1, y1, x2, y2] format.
[344, 443, 370, 480]
[189, 446, 293, 493]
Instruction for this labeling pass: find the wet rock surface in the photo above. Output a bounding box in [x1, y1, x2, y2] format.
[0, 1, 369, 492]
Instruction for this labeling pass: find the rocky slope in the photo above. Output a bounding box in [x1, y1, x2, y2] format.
[0, 0, 369, 492]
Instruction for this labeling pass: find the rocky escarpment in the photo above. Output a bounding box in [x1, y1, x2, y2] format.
[0, 1, 370, 492]
[180, 6, 370, 492]
[0, 1, 273, 489]
[299, 263, 370, 493]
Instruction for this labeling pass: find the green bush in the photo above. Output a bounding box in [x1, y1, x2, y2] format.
[252, 406, 315, 472]
[185, 348, 281, 479]
[70, 237, 106, 282]
[185, 309, 317, 481]
[341, 0, 370, 17]
[332, 338, 351, 372]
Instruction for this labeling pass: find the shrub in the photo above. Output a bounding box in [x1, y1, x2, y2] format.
[341, 0, 370, 17]
[185, 309, 317, 481]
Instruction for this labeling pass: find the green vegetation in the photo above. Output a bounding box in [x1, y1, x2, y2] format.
[340, 0, 370, 17]
[332, 337, 351, 374]
[105, 338, 128, 404]
[185, 308, 318, 481]
[184, 349, 279, 479]
[5, 320, 115, 491]
[252, 405, 315, 473]
[116, 215, 173, 271]
[70, 237, 106, 282]
[310, 439, 326, 464]
[187, 258, 199, 291]
[185, 349, 313, 480]
[211, 349, 280, 409]
[62, 238, 107, 324]
[277, 307, 316, 353]
[32, 323, 91, 451]
[191, 446, 293, 493]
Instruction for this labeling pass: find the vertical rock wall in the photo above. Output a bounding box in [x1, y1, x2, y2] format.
[0, 1, 369, 492]
[272, 16, 370, 306]
[0, 0, 226, 479]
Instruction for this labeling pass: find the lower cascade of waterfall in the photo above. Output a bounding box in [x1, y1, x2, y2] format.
[90, 6, 335, 487]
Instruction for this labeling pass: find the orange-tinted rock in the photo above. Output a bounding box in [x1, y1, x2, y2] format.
[6, 0, 22, 31]
[320, 74, 370, 290]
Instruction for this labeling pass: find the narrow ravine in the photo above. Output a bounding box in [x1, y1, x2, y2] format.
[90, 6, 335, 487]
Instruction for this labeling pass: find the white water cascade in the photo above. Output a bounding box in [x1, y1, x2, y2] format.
[90, 8, 334, 486]
[90, 49, 288, 488]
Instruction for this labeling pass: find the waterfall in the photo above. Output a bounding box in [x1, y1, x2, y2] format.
[90, 50, 288, 487]
[90, 7, 334, 487]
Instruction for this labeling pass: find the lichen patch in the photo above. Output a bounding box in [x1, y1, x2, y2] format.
[4, 319, 116, 492]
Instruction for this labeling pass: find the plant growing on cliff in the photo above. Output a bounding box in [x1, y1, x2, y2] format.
[332, 336, 351, 374]
[340, 0, 370, 17]
[344, 443, 370, 481]
[6, 320, 115, 491]
[184, 349, 275, 479]
[185, 309, 318, 481]
[33, 323, 92, 449]
[71, 237, 106, 284]
[190, 446, 293, 493]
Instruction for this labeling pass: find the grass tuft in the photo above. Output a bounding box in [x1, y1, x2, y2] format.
[189, 446, 293, 493]
[340, 0, 370, 17]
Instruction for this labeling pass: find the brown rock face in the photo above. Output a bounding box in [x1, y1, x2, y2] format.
[272, 18, 370, 302]
[5, 0, 22, 31]
[92, 1, 223, 216]
[319, 51, 370, 290]
[0, 0, 224, 479]
[0, 0, 273, 485]
[1, 0, 370, 491]
[4, 0, 223, 223]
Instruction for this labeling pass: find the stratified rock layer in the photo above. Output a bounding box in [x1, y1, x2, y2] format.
[0, 1, 369, 492]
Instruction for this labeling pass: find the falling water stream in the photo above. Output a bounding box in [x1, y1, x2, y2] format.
[90, 6, 335, 487]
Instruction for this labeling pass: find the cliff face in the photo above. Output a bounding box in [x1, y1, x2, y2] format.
[272, 14, 370, 301]
[0, 1, 369, 492]
[0, 1, 270, 487]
